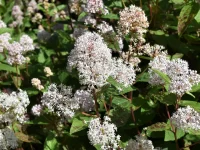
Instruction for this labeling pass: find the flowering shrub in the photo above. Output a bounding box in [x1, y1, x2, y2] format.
[0, 0, 200, 149]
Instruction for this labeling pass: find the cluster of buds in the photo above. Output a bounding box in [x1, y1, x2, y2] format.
[44, 67, 53, 77]
[9, 5, 23, 27]
[59, 10, 67, 20]
[31, 78, 44, 91]
[32, 13, 43, 23]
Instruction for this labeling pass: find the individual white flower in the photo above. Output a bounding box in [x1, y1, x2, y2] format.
[44, 67, 53, 77]
[118, 5, 149, 37]
[31, 104, 42, 116]
[74, 90, 94, 112]
[171, 106, 200, 132]
[0, 20, 6, 28]
[67, 32, 113, 89]
[41, 84, 80, 119]
[0, 90, 30, 124]
[111, 58, 136, 87]
[125, 135, 157, 150]
[88, 116, 121, 150]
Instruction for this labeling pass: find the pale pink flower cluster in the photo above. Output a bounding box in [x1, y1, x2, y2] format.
[86, 0, 108, 14]
[0, 20, 6, 28]
[9, 5, 23, 27]
[31, 78, 44, 90]
[44, 67, 53, 77]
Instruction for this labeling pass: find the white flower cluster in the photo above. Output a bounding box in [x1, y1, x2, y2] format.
[9, 5, 23, 27]
[81, 14, 97, 26]
[27, 0, 38, 15]
[0, 20, 6, 28]
[149, 55, 200, 96]
[41, 84, 80, 119]
[118, 5, 149, 37]
[67, 32, 113, 89]
[86, 0, 108, 14]
[125, 135, 157, 150]
[0, 90, 30, 124]
[32, 13, 43, 23]
[171, 106, 200, 132]
[44, 67, 53, 77]
[74, 90, 94, 112]
[111, 58, 136, 87]
[97, 21, 114, 34]
[0, 127, 18, 150]
[68, 32, 136, 89]
[88, 116, 121, 150]
[31, 104, 42, 116]
[0, 33, 34, 65]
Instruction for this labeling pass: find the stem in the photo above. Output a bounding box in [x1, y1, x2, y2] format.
[121, 0, 126, 8]
[15, 65, 19, 89]
[93, 90, 100, 117]
[103, 100, 108, 113]
[66, 0, 74, 31]
[180, 140, 200, 149]
[166, 105, 179, 150]
[107, 96, 113, 116]
[140, 0, 143, 8]
[128, 91, 140, 135]
[82, 112, 97, 117]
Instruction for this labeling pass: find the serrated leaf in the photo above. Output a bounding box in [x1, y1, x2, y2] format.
[152, 69, 171, 84]
[44, 131, 60, 150]
[0, 63, 19, 74]
[15, 132, 41, 144]
[107, 76, 135, 94]
[179, 100, 200, 112]
[70, 118, 88, 135]
[147, 122, 170, 131]
[178, 2, 199, 36]
[171, 53, 184, 59]
[164, 129, 185, 141]
[112, 97, 132, 109]
[101, 13, 119, 20]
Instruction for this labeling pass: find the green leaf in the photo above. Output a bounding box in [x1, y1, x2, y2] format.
[0, 63, 19, 74]
[107, 76, 135, 94]
[161, 93, 176, 105]
[112, 97, 132, 109]
[38, 50, 46, 63]
[57, 5, 66, 11]
[152, 69, 171, 84]
[171, 53, 184, 59]
[178, 2, 199, 36]
[179, 100, 200, 112]
[0, 28, 13, 34]
[190, 83, 200, 92]
[0, 0, 5, 7]
[101, 13, 119, 20]
[147, 122, 170, 132]
[164, 129, 185, 141]
[58, 72, 69, 82]
[15, 132, 41, 144]
[78, 12, 87, 21]
[186, 92, 195, 98]
[132, 97, 147, 110]
[70, 118, 88, 135]
[44, 131, 60, 150]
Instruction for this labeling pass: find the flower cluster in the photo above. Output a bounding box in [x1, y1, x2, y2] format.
[68, 32, 137, 89]
[44, 67, 53, 77]
[9, 5, 23, 27]
[149, 55, 200, 96]
[85, 0, 108, 14]
[67, 32, 113, 89]
[125, 135, 158, 150]
[0, 90, 30, 124]
[0, 20, 6, 28]
[31, 78, 44, 90]
[27, 0, 38, 15]
[111, 58, 136, 87]
[88, 116, 121, 150]
[118, 5, 149, 37]
[31, 104, 43, 116]
[171, 106, 200, 132]
[97, 21, 113, 34]
[0, 33, 35, 65]
[41, 84, 80, 119]
[74, 90, 94, 112]
[0, 127, 18, 150]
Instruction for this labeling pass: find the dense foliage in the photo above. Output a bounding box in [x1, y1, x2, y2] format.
[0, 0, 200, 149]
